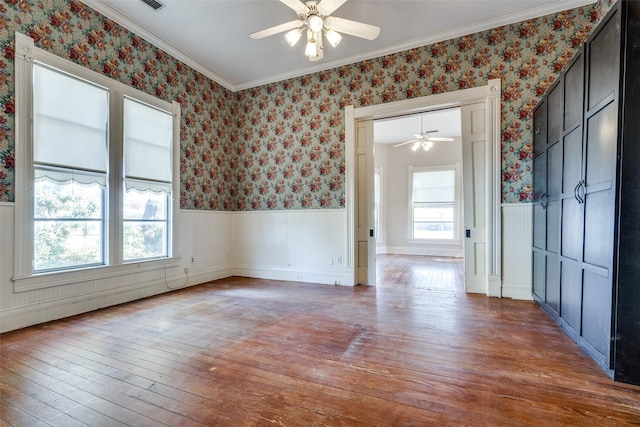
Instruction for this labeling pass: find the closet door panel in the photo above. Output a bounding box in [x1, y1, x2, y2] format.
[564, 54, 584, 130]
[583, 192, 614, 269]
[587, 12, 620, 111]
[548, 83, 563, 143]
[546, 201, 560, 255]
[546, 255, 560, 313]
[533, 101, 547, 156]
[582, 270, 612, 359]
[585, 102, 618, 188]
[561, 129, 584, 260]
[547, 142, 562, 198]
[533, 152, 547, 250]
[533, 252, 546, 301]
[561, 262, 582, 334]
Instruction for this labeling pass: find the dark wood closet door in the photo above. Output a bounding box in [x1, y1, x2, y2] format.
[581, 10, 620, 367]
[559, 53, 584, 337]
[532, 100, 547, 302]
[544, 82, 563, 314]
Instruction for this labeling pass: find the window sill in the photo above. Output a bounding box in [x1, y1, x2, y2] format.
[13, 257, 181, 293]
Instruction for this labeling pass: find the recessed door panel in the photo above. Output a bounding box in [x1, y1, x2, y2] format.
[533, 204, 546, 250]
[586, 102, 618, 188]
[562, 128, 582, 194]
[560, 262, 582, 333]
[582, 270, 612, 358]
[564, 53, 584, 130]
[533, 252, 546, 301]
[546, 200, 560, 254]
[546, 255, 560, 314]
[547, 142, 562, 198]
[583, 191, 614, 270]
[548, 82, 563, 144]
[587, 13, 620, 110]
[533, 101, 547, 156]
[561, 198, 582, 260]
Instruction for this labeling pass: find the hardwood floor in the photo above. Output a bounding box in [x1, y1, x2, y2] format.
[2, 256, 639, 426]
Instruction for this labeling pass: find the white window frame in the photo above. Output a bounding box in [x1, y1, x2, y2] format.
[407, 163, 461, 244]
[13, 32, 180, 292]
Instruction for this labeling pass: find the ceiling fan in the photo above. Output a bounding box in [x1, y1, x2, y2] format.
[250, 0, 381, 61]
[393, 130, 454, 152]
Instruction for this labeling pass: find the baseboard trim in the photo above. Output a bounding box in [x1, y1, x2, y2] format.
[502, 280, 533, 300]
[379, 246, 463, 258]
[233, 265, 349, 286]
[0, 266, 234, 333]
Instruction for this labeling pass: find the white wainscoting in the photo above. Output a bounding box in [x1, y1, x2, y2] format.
[0, 206, 234, 332]
[232, 209, 349, 286]
[501, 203, 533, 300]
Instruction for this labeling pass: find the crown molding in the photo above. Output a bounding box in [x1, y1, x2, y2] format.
[82, 0, 596, 92]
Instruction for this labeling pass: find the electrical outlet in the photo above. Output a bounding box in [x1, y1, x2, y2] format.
[337, 256, 343, 264]
[184, 267, 189, 274]
[190, 257, 195, 263]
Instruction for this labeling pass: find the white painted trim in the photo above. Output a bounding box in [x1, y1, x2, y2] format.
[502, 280, 534, 300]
[380, 246, 463, 258]
[233, 265, 349, 287]
[232, 208, 345, 215]
[82, 0, 595, 91]
[346, 79, 502, 296]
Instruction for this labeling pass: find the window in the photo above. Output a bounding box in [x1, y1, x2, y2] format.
[14, 32, 179, 287]
[409, 165, 459, 241]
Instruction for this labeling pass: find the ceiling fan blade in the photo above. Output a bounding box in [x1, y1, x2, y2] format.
[317, 0, 348, 16]
[429, 137, 455, 142]
[250, 20, 304, 39]
[392, 140, 419, 148]
[324, 16, 380, 40]
[279, 0, 309, 15]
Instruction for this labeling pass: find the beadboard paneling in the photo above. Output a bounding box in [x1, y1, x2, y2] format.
[502, 203, 533, 300]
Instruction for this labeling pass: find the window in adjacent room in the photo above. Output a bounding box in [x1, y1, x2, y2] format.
[409, 165, 459, 241]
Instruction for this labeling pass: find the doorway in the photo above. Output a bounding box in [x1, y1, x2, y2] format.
[372, 108, 464, 291]
[344, 79, 502, 296]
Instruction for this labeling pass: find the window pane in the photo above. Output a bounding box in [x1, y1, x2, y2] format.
[34, 220, 103, 271]
[33, 64, 108, 172]
[414, 204, 454, 222]
[124, 98, 173, 182]
[414, 223, 454, 240]
[124, 188, 168, 220]
[34, 170, 104, 219]
[123, 221, 167, 261]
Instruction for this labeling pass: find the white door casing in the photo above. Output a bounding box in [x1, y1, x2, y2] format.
[345, 79, 501, 294]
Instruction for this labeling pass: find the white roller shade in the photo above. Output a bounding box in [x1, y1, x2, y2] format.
[33, 64, 108, 172]
[413, 170, 455, 203]
[124, 98, 173, 183]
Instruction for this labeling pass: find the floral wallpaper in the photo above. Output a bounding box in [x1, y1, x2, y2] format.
[0, 0, 614, 209]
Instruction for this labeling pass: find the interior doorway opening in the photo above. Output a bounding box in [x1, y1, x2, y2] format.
[345, 79, 502, 296]
[372, 108, 464, 289]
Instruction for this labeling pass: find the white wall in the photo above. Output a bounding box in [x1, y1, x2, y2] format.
[0, 204, 351, 332]
[374, 139, 464, 257]
[0, 200, 532, 332]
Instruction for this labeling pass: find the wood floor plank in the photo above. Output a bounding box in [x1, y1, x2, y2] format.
[2, 255, 640, 426]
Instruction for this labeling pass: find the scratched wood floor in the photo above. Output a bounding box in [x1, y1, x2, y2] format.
[2, 255, 640, 426]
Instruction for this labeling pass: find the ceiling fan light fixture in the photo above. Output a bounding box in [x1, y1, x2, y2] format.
[411, 142, 421, 152]
[325, 29, 342, 47]
[285, 28, 303, 46]
[423, 141, 434, 151]
[308, 14, 324, 32]
[305, 34, 318, 57]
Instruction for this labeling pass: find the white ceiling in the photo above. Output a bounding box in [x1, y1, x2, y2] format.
[84, 0, 596, 92]
[374, 108, 461, 145]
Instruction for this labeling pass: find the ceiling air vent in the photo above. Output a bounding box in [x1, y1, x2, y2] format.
[140, 0, 165, 11]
